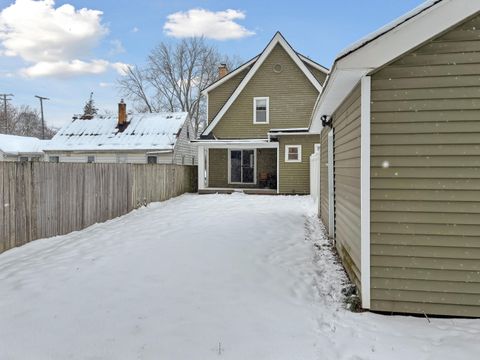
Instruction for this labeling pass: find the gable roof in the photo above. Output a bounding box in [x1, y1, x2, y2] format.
[0, 134, 46, 155]
[311, 0, 480, 132]
[201, 56, 259, 95]
[203, 32, 328, 136]
[45, 112, 189, 152]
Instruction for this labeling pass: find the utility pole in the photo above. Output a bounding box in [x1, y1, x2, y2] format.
[1, 93, 14, 134]
[35, 95, 49, 139]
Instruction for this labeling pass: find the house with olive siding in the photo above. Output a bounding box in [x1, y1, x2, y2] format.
[196, 32, 328, 194]
[312, 0, 480, 317]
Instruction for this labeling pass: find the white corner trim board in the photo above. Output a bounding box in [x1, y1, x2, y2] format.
[360, 75, 371, 309]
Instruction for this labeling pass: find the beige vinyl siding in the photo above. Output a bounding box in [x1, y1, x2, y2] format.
[370, 14, 480, 317]
[320, 129, 329, 228]
[332, 84, 361, 289]
[212, 44, 320, 139]
[278, 135, 318, 194]
[303, 62, 328, 85]
[208, 148, 277, 188]
[207, 68, 250, 124]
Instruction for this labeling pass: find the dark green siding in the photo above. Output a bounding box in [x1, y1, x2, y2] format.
[370, 14, 480, 317]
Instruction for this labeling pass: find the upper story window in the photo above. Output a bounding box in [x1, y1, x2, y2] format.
[87, 156, 95, 163]
[253, 97, 269, 124]
[49, 156, 59, 163]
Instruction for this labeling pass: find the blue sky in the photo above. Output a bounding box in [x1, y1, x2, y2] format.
[0, 0, 425, 128]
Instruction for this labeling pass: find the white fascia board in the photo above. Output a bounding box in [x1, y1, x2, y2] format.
[311, 0, 480, 132]
[194, 141, 278, 149]
[269, 127, 309, 132]
[310, 69, 367, 132]
[339, 0, 480, 70]
[298, 54, 330, 74]
[360, 76, 371, 309]
[269, 132, 320, 136]
[203, 32, 324, 136]
[201, 56, 259, 95]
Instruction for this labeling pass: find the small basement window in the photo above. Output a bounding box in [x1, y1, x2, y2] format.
[87, 156, 95, 163]
[147, 155, 157, 164]
[285, 145, 302, 163]
[49, 156, 59, 163]
[253, 97, 269, 124]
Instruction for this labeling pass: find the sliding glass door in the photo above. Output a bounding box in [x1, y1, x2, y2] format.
[229, 149, 255, 184]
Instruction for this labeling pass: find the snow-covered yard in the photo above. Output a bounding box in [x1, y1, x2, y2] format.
[0, 194, 479, 359]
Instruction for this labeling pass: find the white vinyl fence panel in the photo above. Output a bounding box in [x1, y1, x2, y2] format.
[310, 150, 320, 207]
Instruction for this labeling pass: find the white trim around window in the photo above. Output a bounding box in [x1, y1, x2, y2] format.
[227, 149, 257, 185]
[285, 145, 302, 163]
[253, 97, 269, 124]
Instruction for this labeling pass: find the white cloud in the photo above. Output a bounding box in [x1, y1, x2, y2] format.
[21, 60, 131, 78]
[0, 0, 126, 77]
[99, 82, 113, 88]
[132, 27, 139, 33]
[109, 39, 125, 56]
[164, 9, 254, 40]
[110, 62, 131, 76]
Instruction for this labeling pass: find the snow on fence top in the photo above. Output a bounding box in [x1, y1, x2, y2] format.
[45, 112, 189, 152]
[0, 134, 46, 155]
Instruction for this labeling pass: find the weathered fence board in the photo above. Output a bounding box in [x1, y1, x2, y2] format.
[0, 162, 197, 253]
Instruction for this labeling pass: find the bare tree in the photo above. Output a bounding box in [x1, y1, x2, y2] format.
[118, 37, 241, 134]
[0, 104, 56, 139]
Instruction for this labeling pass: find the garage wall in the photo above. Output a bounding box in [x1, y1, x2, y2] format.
[370, 13, 480, 317]
[332, 84, 362, 289]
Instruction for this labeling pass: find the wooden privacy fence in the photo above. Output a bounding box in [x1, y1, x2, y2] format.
[0, 162, 197, 253]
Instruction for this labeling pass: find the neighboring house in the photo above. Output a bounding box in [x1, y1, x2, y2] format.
[196, 32, 328, 194]
[312, 0, 480, 317]
[0, 134, 45, 162]
[44, 101, 196, 165]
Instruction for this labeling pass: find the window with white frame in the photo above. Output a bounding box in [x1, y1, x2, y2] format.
[87, 155, 95, 163]
[49, 156, 59, 163]
[285, 145, 302, 162]
[253, 97, 269, 124]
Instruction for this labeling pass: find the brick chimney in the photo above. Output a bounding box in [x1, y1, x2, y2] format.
[118, 99, 127, 126]
[218, 63, 228, 78]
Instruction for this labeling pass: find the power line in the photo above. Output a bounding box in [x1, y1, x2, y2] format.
[1, 93, 14, 134]
[35, 95, 49, 140]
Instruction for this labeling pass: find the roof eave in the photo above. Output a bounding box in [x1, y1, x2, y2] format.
[311, 0, 480, 132]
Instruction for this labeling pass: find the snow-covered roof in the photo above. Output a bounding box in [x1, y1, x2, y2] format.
[311, 0, 480, 132]
[0, 134, 46, 155]
[45, 112, 189, 152]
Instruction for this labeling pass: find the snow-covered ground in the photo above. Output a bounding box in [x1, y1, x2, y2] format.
[0, 194, 479, 359]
